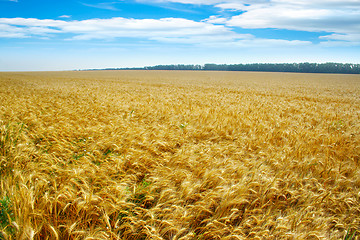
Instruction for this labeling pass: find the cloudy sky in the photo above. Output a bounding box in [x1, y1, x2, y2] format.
[0, 0, 359, 71]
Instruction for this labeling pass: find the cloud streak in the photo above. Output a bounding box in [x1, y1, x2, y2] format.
[80, 2, 121, 11]
[1, 0, 359, 47]
[224, 1, 360, 46]
[141, 0, 360, 46]
[0, 17, 235, 43]
[136, 0, 223, 5]
[225, 2, 360, 33]
[0, 17, 311, 47]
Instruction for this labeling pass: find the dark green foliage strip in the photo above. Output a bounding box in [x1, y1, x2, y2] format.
[106, 62, 360, 74]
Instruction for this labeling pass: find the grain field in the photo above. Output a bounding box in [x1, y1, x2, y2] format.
[0, 70, 359, 239]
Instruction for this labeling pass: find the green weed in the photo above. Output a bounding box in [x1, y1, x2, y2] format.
[72, 152, 86, 160]
[0, 196, 15, 236]
[128, 179, 152, 207]
[344, 228, 356, 240]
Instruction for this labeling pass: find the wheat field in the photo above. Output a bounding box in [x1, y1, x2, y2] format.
[0, 70, 359, 239]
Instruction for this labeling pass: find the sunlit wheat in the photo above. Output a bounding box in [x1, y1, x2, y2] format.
[0, 70, 359, 239]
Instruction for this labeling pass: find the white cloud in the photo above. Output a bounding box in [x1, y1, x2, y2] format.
[272, 0, 360, 8]
[226, 4, 360, 33]
[201, 37, 312, 48]
[2, 0, 360, 48]
[203, 16, 228, 24]
[62, 17, 235, 40]
[0, 23, 27, 38]
[320, 33, 360, 42]
[150, 32, 252, 45]
[150, 0, 360, 9]
[0, 17, 238, 43]
[0, 18, 66, 28]
[136, 0, 223, 5]
[81, 2, 120, 11]
[0, 22, 60, 38]
[139, 0, 360, 45]
[59, 15, 71, 19]
[219, 0, 360, 46]
[234, 38, 312, 47]
[319, 33, 360, 46]
[0, 16, 316, 48]
[215, 3, 247, 11]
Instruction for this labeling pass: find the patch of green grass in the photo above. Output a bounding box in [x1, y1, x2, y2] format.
[140, 179, 151, 188]
[0, 196, 15, 236]
[329, 119, 346, 132]
[72, 152, 86, 160]
[92, 160, 101, 166]
[194, 233, 204, 240]
[128, 179, 153, 207]
[104, 149, 112, 156]
[117, 208, 131, 223]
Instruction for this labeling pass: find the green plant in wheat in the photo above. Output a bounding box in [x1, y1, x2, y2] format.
[128, 179, 152, 207]
[0, 196, 15, 236]
[344, 228, 356, 240]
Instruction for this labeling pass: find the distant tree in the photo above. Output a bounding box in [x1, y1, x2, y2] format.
[115, 63, 360, 74]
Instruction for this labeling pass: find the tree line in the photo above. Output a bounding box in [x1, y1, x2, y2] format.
[142, 63, 360, 74]
[100, 62, 360, 74]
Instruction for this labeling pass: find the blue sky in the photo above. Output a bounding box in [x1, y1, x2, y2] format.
[0, 0, 360, 71]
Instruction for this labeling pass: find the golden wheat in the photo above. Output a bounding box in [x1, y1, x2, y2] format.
[0, 70, 359, 239]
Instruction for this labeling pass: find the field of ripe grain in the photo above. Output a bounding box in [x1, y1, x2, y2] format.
[0, 70, 360, 239]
